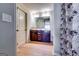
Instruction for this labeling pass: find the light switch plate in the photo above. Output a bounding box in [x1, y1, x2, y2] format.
[2, 13, 12, 22]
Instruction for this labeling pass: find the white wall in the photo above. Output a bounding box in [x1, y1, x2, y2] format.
[50, 5, 54, 42]
[53, 3, 61, 55]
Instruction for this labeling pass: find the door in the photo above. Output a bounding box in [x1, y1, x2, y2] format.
[16, 8, 26, 47]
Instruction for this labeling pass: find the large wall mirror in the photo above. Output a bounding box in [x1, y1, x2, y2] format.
[36, 17, 50, 30]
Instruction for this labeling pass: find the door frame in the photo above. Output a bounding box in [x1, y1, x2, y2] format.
[16, 7, 27, 46]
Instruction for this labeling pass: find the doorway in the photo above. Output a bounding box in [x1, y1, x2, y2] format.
[16, 3, 53, 56]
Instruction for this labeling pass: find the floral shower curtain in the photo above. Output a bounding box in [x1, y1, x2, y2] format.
[60, 3, 79, 56]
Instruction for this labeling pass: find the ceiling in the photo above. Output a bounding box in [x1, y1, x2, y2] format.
[23, 3, 53, 11]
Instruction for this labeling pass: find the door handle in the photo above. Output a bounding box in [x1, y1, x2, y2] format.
[16, 29, 19, 32]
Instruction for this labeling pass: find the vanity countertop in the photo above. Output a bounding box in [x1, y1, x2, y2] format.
[30, 28, 50, 31]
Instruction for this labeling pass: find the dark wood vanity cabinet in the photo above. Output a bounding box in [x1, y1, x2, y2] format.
[42, 31, 50, 42]
[30, 30, 38, 41]
[30, 30, 50, 42]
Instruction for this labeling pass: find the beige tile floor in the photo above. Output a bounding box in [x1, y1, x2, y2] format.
[17, 41, 53, 56]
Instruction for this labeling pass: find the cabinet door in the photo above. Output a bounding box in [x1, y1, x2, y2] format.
[38, 30, 43, 41]
[30, 30, 38, 41]
[42, 31, 50, 42]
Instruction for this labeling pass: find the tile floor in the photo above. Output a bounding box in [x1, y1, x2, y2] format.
[17, 41, 53, 56]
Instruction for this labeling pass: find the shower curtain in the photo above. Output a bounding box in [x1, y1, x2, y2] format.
[60, 3, 79, 56]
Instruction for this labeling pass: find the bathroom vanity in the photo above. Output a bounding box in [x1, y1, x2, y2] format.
[30, 16, 51, 42]
[30, 29, 50, 42]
